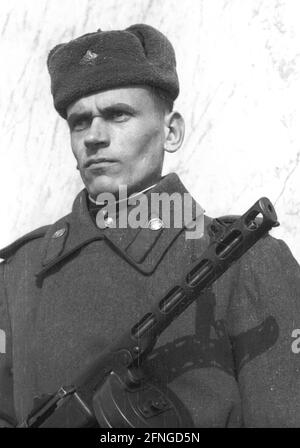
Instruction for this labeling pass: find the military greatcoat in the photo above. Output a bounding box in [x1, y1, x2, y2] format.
[1, 173, 300, 427]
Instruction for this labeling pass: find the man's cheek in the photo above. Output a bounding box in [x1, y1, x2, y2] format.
[70, 135, 84, 157]
[127, 125, 159, 150]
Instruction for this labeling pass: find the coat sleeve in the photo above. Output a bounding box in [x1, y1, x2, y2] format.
[0, 261, 16, 427]
[227, 235, 300, 427]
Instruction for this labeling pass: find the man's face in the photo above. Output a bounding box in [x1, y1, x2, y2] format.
[67, 86, 168, 199]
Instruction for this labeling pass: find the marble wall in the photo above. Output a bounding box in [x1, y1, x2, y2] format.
[1, 0, 299, 260]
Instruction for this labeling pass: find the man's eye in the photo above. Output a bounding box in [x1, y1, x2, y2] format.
[110, 111, 130, 122]
[71, 118, 91, 131]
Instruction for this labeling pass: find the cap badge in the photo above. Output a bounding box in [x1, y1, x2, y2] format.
[79, 50, 98, 66]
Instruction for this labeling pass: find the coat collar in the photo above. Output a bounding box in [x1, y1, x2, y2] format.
[36, 173, 205, 278]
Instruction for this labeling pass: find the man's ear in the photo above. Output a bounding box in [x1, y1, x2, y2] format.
[163, 111, 185, 153]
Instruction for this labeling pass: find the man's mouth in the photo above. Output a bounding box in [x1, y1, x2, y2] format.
[85, 158, 118, 169]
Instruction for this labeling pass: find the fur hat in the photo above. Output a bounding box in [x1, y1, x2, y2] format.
[47, 24, 179, 118]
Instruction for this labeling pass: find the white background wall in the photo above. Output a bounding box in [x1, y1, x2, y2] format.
[1, 0, 299, 260]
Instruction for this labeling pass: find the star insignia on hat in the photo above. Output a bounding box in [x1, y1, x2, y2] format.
[79, 50, 98, 66]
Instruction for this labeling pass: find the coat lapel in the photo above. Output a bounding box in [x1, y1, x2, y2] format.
[36, 174, 205, 278]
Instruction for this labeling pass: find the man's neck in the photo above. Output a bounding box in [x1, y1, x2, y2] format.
[88, 182, 159, 206]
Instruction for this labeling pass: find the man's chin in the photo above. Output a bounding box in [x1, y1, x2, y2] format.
[86, 178, 124, 200]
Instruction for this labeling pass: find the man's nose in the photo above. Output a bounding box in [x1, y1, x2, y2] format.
[84, 116, 110, 151]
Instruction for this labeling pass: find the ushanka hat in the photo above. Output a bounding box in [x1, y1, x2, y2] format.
[47, 24, 179, 118]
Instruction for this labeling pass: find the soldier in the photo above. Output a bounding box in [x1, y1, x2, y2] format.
[1, 24, 300, 428]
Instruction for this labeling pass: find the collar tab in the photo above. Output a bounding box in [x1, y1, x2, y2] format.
[42, 223, 69, 267]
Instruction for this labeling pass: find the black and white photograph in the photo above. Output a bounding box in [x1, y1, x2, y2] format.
[0, 0, 300, 430]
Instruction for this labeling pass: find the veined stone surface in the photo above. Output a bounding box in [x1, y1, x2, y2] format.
[0, 0, 299, 261]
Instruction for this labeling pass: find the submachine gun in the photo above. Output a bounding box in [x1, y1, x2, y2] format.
[19, 197, 279, 428]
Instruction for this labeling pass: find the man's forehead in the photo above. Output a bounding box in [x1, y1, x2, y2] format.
[67, 86, 154, 115]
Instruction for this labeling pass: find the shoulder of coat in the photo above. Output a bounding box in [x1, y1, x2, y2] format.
[0, 225, 50, 261]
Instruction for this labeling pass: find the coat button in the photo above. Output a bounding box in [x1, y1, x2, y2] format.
[52, 228, 66, 238]
[148, 218, 164, 230]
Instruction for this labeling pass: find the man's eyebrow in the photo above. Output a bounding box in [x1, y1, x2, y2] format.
[67, 103, 137, 123]
[100, 103, 137, 114]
